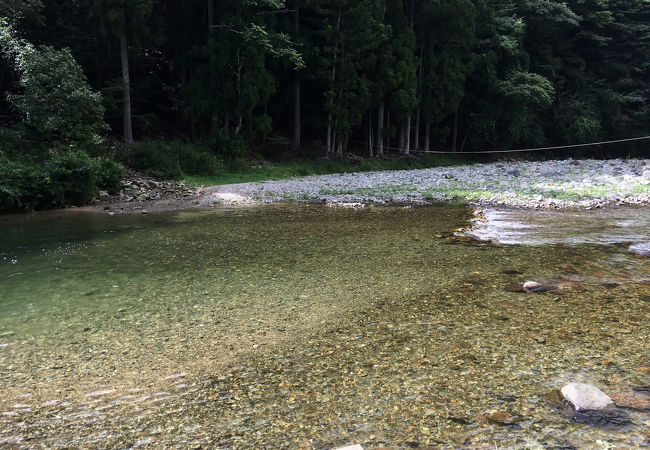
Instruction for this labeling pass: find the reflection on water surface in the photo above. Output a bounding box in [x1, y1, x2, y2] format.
[0, 205, 648, 448]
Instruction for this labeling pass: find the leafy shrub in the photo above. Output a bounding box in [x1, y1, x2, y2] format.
[95, 157, 124, 193]
[214, 131, 246, 160]
[43, 150, 99, 206]
[0, 150, 124, 212]
[132, 140, 223, 179]
[132, 140, 182, 178]
[0, 153, 44, 211]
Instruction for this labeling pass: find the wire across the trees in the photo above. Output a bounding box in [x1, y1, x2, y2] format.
[350, 135, 650, 155]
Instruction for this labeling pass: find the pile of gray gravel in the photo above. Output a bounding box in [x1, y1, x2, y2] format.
[200, 158, 650, 210]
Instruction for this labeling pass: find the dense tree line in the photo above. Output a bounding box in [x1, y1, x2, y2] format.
[1, 0, 648, 199]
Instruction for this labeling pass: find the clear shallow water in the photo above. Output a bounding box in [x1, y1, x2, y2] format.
[0, 205, 648, 448]
[468, 206, 650, 247]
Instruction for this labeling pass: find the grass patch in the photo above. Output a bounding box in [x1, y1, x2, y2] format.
[435, 188, 499, 200]
[318, 184, 418, 197]
[185, 154, 470, 186]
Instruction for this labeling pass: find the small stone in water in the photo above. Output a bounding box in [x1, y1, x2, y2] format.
[487, 411, 521, 426]
[610, 393, 650, 411]
[561, 383, 614, 411]
[522, 281, 542, 292]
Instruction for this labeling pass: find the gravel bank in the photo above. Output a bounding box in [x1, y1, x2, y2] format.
[200, 158, 650, 210]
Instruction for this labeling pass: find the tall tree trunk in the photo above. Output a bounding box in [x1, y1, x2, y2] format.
[403, 117, 411, 155]
[208, 0, 218, 138]
[293, 77, 301, 151]
[235, 47, 243, 132]
[118, 9, 133, 145]
[451, 109, 459, 152]
[414, 42, 424, 152]
[262, 103, 268, 143]
[399, 121, 405, 153]
[376, 102, 384, 156]
[327, 114, 332, 154]
[424, 118, 430, 152]
[414, 109, 420, 152]
[386, 110, 390, 151]
[326, 7, 342, 155]
[292, 0, 301, 152]
[367, 113, 373, 157]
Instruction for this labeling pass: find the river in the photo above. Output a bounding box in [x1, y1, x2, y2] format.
[0, 204, 648, 448]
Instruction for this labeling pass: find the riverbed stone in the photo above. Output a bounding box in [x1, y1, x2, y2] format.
[629, 242, 650, 256]
[522, 281, 556, 293]
[560, 383, 614, 411]
[522, 281, 542, 292]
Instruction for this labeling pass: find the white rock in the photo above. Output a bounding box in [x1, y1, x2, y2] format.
[561, 383, 614, 411]
[522, 281, 542, 292]
[629, 242, 650, 256]
[333, 446, 364, 450]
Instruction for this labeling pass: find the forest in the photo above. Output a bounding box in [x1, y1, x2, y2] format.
[1, 0, 649, 211]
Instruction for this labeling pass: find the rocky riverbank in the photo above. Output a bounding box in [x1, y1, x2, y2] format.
[92, 159, 650, 213]
[85, 169, 201, 214]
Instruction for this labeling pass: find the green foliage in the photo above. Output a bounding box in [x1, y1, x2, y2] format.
[14, 46, 108, 151]
[215, 131, 247, 160]
[185, 153, 470, 187]
[0, 0, 44, 25]
[419, 0, 476, 125]
[0, 150, 124, 212]
[43, 150, 100, 205]
[131, 140, 224, 179]
[0, 21, 109, 152]
[96, 157, 124, 193]
[0, 153, 44, 211]
[2, 0, 649, 185]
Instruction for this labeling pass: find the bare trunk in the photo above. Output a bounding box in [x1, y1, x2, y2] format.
[327, 115, 332, 154]
[207, 0, 214, 28]
[262, 103, 268, 143]
[424, 118, 430, 152]
[460, 117, 474, 152]
[208, 0, 219, 138]
[404, 116, 411, 154]
[414, 109, 420, 152]
[460, 128, 470, 152]
[236, 47, 243, 133]
[293, 78, 301, 150]
[451, 109, 458, 152]
[326, 8, 341, 155]
[376, 102, 384, 156]
[399, 122, 405, 152]
[118, 10, 133, 145]
[367, 113, 373, 157]
[414, 42, 424, 151]
[292, 0, 301, 152]
[386, 110, 390, 151]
